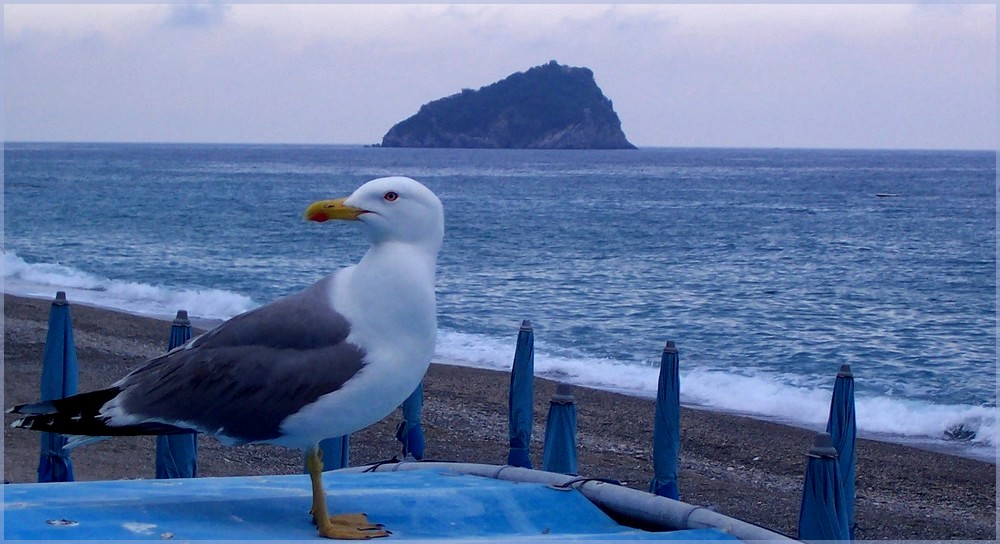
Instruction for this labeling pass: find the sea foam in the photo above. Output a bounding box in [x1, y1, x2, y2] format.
[436, 329, 997, 459]
[5, 250, 994, 460]
[3, 250, 256, 321]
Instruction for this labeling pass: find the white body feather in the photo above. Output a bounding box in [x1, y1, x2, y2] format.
[276, 243, 437, 448]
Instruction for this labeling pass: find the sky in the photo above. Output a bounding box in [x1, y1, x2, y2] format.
[3, 2, 997, 150]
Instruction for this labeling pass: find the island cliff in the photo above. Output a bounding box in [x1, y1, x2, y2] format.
[380, 61, 636, 150]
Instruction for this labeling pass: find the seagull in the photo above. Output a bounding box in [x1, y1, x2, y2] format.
[9, 176, 444, 540]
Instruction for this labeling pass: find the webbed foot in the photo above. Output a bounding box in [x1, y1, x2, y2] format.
[316, 512, 390, 539]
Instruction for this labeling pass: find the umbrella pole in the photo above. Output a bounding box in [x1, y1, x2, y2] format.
[155, 310, 198, 479]
[37, 291, 78, 483]
[649, 340, 680, 500]
[507, 320, 534, 468]
[542, 382, 578, 475]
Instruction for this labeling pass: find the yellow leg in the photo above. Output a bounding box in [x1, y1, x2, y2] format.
[306, 446, 390, 540]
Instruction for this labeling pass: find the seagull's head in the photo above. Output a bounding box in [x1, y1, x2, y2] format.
[305, 176, 444, 253]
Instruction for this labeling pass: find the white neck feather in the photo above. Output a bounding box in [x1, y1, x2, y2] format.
[333, 241, 438, 366]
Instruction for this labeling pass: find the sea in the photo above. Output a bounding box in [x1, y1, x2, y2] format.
[3, 142, 996, 462]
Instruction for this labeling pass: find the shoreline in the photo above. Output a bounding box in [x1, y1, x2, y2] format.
[3, 293, 996, 539]
[437, 357, 997, 464]
[9, 290, 992, 464]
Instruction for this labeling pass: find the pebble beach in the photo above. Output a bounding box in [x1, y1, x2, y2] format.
[3, 293, 995, 539]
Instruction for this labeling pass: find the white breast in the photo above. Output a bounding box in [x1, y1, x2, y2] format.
[275, 243, 437, 449]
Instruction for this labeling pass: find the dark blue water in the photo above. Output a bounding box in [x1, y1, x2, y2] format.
[4, 143, 995, 459]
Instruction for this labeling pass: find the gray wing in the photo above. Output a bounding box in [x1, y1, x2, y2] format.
[114, 275, 365, 444]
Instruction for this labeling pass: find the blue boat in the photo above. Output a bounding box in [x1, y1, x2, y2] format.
[5, 461, 795, 541]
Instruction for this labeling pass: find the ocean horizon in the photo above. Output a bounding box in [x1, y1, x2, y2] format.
[4, 142, 995, 462]
[5, 140, 996, 153]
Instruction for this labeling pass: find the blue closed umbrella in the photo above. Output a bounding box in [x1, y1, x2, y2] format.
[507, 319, 534, 468]
[395, 381, 425, 460]
[37, 291, 78, 483]
[649, 340, 680, 500]
[155, 310, 198, 479]
[798, 432, 850, 542]
[542, 382, 578, 475]
[826, 364, 856, 540]
[315, 435, 350, 471]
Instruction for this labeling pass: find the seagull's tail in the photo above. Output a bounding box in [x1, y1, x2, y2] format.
[8, 387, 191, 439]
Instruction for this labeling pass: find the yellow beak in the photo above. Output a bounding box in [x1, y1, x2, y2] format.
[304, 198, 366, 223]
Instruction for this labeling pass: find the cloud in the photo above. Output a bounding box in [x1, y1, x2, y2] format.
[163, 3, 229, 29]
[3, 3, 994, 148]
[4, 4, 157, 47]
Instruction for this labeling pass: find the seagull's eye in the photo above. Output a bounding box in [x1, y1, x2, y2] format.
[383, 191, 399, 202]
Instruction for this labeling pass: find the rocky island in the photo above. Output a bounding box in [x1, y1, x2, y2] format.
[380, 61, 636, 149]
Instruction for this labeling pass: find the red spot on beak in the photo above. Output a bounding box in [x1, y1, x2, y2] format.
[309, 213, 328, 223]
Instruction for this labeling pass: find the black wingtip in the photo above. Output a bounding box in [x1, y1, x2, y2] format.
[10, 414, 47, 432]
[6, 400, 57, 416]
[9, 415, 56, 432]
[8, 388, 193, 438]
